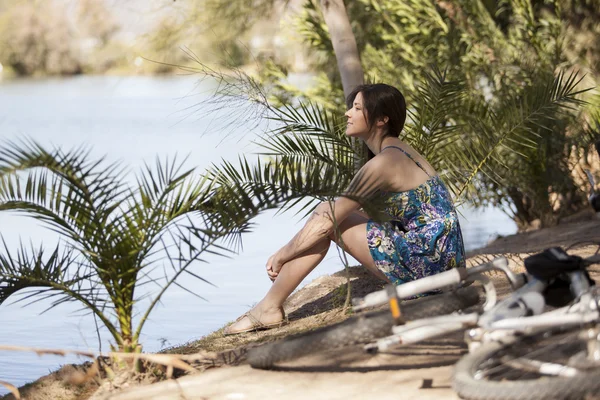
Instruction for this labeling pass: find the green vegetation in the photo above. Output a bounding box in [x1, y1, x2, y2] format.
[199, 64, 586, 236]
[207, 0, 600, 230]
[0, 0, 125, 77]
[0, 140, 257, 351]
[0, 0, 287, 77]
[0, 0, 81, 76]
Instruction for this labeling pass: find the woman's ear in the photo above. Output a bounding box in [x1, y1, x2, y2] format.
[377, 116, 389, 126]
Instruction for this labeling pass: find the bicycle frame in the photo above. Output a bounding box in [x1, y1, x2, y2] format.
[362, 253, 600, 354]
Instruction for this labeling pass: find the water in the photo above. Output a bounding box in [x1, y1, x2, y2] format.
[0, 75, 516, 394]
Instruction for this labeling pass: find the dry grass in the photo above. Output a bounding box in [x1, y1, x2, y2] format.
[0, 346, 226, 400]
[163, 266, 383, 358]
[0, 363, 100, 400]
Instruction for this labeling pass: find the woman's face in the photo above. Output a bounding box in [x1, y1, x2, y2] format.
[345, 92, 369, 137]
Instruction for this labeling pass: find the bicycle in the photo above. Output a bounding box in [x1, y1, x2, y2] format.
[249, 244, 600, 399]
[449, 244, 600, 400]
[449, 142, 600, 400]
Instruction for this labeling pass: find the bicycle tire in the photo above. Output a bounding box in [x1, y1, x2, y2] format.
[453, 326, 600, 400]
[248, 286, 480, 369]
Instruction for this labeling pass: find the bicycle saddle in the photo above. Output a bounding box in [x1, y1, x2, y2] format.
[524, 247, 583, 279]
[525, 247, 593, 307]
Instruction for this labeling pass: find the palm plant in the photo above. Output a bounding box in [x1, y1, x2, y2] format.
[207, 68, 588, 220]
[0, 140, 253, 352]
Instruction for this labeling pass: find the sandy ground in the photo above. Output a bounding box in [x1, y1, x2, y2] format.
[3, 216, 600, 400]
[106, 360, 462, 400]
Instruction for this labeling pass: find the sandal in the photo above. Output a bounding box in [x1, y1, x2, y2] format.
[223, 310, 287, 336]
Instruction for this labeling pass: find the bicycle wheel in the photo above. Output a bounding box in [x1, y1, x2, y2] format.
[453, 326, 600, 400]
[248, 286, 480, 369]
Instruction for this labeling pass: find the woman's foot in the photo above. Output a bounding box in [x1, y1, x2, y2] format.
[223, 306, 286, 335]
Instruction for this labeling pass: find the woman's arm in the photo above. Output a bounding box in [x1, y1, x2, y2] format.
[266, 156, 386, 277]
[276, 196, 360, 260]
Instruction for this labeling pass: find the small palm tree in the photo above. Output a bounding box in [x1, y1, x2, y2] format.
[0, 140, 253, 352]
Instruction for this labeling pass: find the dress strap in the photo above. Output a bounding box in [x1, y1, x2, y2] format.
[382, 145, 432, 178]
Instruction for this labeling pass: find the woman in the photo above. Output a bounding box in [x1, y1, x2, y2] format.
[224, 83, 465, 335]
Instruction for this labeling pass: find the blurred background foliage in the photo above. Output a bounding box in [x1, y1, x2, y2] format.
[0, 0, 599, 230]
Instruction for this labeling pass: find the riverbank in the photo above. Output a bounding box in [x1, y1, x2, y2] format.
[2, 214, 599, 400]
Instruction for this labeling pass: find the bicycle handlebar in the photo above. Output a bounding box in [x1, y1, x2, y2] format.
[353, 250, 599, 311]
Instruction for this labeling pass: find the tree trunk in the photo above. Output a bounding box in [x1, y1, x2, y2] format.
[319, 0, 367, 168]
[319, 0, 364, 98]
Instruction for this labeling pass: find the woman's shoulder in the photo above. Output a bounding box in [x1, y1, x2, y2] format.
[360, 152, 391, 172]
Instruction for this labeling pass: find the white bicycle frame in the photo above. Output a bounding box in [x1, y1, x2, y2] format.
[356, 253, 600, 355]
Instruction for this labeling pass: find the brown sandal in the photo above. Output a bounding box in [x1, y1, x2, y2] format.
[223, 311, 287, 336]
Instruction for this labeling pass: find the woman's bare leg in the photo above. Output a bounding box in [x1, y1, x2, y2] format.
[224, 211, 388, 333]
[330, 212, 390, 282]
[224, 237, 331, 333]
[260, 238, 331, 307]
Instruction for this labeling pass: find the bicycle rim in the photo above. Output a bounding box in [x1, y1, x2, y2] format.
[453, 326, 600, 400]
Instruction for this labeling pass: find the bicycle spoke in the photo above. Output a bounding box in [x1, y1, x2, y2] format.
[500, 357, 578, 377]
[474, 329, 594, 381]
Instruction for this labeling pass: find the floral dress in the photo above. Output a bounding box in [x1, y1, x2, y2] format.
[366, 146, 465, 286]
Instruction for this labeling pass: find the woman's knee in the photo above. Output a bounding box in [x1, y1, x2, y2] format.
[326, 211, 363, 241]
[311, 202, 336, 228]
[313, 201, 332, 215]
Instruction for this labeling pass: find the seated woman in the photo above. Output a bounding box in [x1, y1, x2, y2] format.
[224, 83, 466, 335]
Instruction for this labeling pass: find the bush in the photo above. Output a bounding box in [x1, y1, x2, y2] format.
[0, 1, 82, 76]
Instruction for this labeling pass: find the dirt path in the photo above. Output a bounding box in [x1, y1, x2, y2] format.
[108, 358, 462, 400]
[468, 216, 599, 256]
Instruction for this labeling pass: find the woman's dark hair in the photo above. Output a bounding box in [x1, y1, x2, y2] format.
[346, 83, 407, 138]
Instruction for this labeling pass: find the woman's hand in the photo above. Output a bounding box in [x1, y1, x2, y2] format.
[266, 251, 286, 282]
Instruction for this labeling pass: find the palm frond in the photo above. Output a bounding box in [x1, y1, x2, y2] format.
[403, 67, 467, 161]
[0, 139, 127, 211]
[0, 239, 115, 340]
[259, 101, 355, 168]
[0, 140, 256, 350]
[0, 239, 77, 305]
[206, 147, 392, 224]
[0, 139, 130, 250]
[455, 70, 590, 198]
